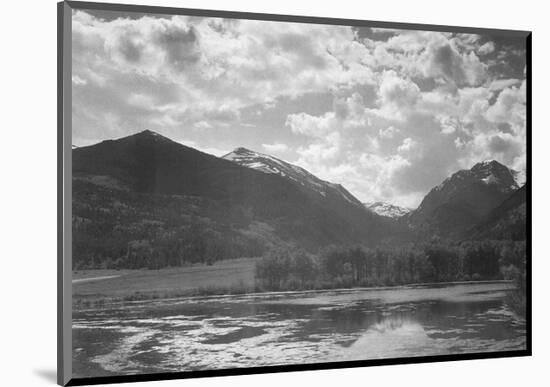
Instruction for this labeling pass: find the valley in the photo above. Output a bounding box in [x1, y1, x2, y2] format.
[71, 130, 528, 317]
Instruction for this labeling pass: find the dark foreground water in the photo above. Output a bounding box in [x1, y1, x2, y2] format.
[72, 282, 526, 378]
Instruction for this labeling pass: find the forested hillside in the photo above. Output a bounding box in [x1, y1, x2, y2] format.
[72, 130, 393, 269]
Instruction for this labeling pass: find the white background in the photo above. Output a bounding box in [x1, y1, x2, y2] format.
[1, 0, 547, 386]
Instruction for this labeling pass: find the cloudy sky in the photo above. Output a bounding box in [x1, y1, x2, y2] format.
[72, 9, 527, 208]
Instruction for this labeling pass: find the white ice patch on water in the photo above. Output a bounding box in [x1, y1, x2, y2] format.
[91, 329, 161, 373]
[81, 311, 331, 374]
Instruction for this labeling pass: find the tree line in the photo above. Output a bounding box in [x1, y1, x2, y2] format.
[255, 240, 526, 291]
[74, 220, 266, 270]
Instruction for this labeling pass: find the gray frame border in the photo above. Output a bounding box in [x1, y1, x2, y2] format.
[58, 1, 532, 386]
[58, 2, 72, 385]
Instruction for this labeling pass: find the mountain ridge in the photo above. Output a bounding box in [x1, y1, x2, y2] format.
[407, 159, 524, 236]
[222, 147, 363, 207]
[73, 130, 526, 247]
[72, 130, 391, 251]
[464, 184, 527, 241]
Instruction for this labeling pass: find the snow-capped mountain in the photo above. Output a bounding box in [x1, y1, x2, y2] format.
[222, 147, 363, 206]
[469, 159, 524, 190]
[364, 202, 411, 218]
[426, 160, 522, 203]
[408, 160, 525, 235]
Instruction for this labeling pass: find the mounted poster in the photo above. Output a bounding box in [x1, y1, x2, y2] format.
[58, 1, 531, 385]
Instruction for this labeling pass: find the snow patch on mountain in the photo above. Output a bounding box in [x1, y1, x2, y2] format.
[481, 173, 498, 185]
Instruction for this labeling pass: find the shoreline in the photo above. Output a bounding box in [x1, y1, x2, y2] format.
[73, 279, 514, 311]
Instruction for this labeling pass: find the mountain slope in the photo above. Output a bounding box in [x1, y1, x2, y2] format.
[407, 160, 523, 236]
[465, 184, 527, 241]
[222, 147, 363, 206]
[73, 130, 390, 251]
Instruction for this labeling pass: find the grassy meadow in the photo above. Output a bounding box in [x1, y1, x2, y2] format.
[72, 257, 258, 308]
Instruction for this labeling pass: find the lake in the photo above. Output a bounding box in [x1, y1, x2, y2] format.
[72, 282, 526, 378]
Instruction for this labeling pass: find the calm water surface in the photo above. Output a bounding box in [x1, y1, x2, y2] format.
[72, 282, 526, 377]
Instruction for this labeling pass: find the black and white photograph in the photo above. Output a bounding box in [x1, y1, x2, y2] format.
[63, 1, 529, 383]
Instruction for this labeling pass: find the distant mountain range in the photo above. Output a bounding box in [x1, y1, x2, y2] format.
[364, 202, 411, 218]
[72, 130, 527, 266]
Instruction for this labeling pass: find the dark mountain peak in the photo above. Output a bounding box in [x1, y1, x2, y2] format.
[233, 146, 255, 154]
[131, 129, 173, 142]
[222, 147, 258, 159]
[471, 159, 508, 174]
[469, 160, 518, 190]
[434, 160, 518, 195]
[475, 159, 500, 166]
[409, 159, 523, 235]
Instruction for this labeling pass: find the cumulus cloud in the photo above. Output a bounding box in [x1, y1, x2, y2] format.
[262, 143, 290, 153]
[489, 78, 521, 91]
[72, 10, 377, 144]
[286, 112, 339, 138]
[72, 75, 87, 85]
[379, 126, 399, 139]
[485, 81, 526, 130]
[284, 53, 525, 207]
[422, 41, 487, 86]
[364, 31, 490, 88]
[377, 71, 420, 120]
[478, 41, 495, 55]
[379, 71, 420, 106]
